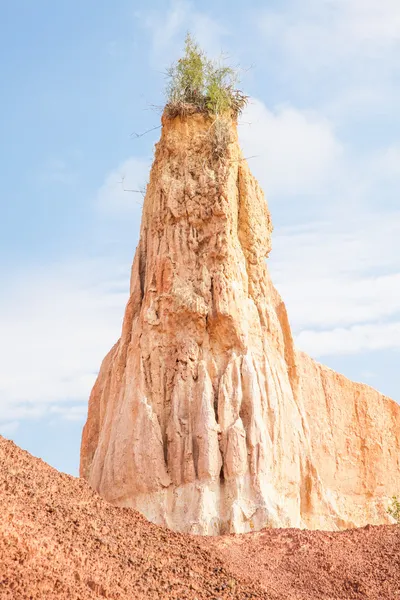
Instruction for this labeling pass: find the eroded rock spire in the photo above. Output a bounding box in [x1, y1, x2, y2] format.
[80, 111, 400, 535]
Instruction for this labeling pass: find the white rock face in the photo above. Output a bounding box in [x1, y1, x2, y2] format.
[80, 113, 400, 535]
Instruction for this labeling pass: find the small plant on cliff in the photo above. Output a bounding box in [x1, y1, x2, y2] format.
[387, 496, 400, 523]
[166, 33, 206, 111]
[165, 33, 247, 118]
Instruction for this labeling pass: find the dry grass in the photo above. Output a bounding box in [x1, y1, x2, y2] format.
[208, 117, 234, 160]
[164, 101, 204, 119]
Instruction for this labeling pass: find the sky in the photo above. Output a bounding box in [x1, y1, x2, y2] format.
[1, 0, 400, 476]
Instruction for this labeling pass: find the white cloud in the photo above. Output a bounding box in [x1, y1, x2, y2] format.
[239, 98, 342, 199]
[137, 0, 226, 62]
[376, 145, 400, 179]
[49, 405, 88, 422]
[272, 214, 400, 319]
[281, 272, 400, 330]
[333, 0, 400, 50]
[139, 0, 188, 58]
[0, 259, 129, 423]
[0, 421, 20, 437]
[297, 322, 400, 357]
[235, 93, 400, 359]
[0, 153, 154, 424]
[270, 212, 400, 357]
[324, 86, 396, 124]
[259, 0, 400, 69]
[97, 157, 150, 216]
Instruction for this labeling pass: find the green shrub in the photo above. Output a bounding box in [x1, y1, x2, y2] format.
[205, 65, 236, 114]
[387, 496, 400, 523]
[166, 33, 206, 109]
[165, 33, 247, 118]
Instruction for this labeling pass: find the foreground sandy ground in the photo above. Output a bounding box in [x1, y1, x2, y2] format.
[1, 436, 399, 599]
[207, 525, 400, 599]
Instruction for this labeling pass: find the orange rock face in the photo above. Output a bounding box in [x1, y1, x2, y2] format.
[80, 112, 400, 535]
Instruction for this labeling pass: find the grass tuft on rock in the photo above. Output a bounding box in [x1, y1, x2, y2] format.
[165, 33, 247, 119]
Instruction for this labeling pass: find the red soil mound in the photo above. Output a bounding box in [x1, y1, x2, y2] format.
[1, 435, 399, 599]
[0, 436, 264, 599]
[207, 525, 400, 599]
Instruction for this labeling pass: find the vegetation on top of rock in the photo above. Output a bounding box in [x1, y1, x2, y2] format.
[165, 33, 247, 119]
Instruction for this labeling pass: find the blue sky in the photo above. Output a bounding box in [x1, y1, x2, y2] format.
[1, 0, 400, 476]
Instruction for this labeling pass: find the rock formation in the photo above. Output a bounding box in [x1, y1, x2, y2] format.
[80, 111, 400, 535]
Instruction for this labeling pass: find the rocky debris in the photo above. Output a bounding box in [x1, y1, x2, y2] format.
[80, 111, 400, 535]
[0, 436, 266, 600]
[2, 435, 400, 600]
[208, 525, 400, 600]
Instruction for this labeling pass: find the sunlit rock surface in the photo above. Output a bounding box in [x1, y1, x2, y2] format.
[80, 113, 400, 535]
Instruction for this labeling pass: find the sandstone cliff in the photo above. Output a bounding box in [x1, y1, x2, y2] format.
[80, 112, 400, 535]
